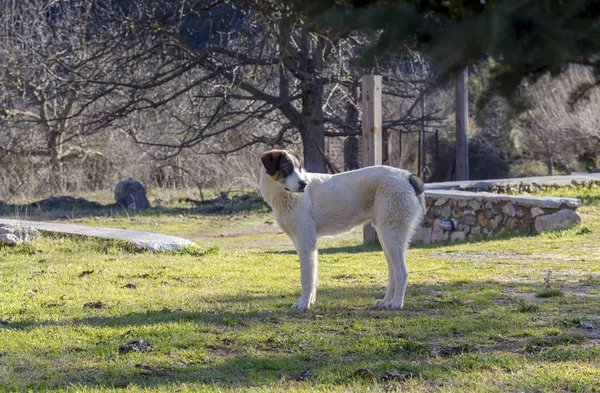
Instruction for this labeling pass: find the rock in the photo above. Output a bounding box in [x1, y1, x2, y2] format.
[580, 321, 595, 329]
[458, 224, 471, 235]
[432, 220, 446, 243]
[0, 233, 20, 246]
[450, 231, 466, 242]
[470, 226, 481, 237]
[0, 226, 38, 246]
[477, 213, 487, 227]
[12, 226, 40, 242]
[458, 200, 468, 208]
[485, 201, 493, 209]
[463, 215, 477, 226]
[490, 215, 503, 230]
[421, 227, 433, 245]
[502, 202, 516, 217]
[440, 205, 452, 219]
[0, 227, 14, 235]
[506, 218, 521, 231]
[531, 207, 545, 217]
[534, 209, 581, 234]
[451, 208, 464, 218]
[434, 198, 448, 206]
[114, 178, 151, 210]
[468, 200, 481, 211]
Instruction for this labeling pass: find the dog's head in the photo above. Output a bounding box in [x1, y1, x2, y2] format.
[260, 150, 307, 192]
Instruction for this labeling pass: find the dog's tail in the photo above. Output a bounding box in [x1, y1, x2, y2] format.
[408, 174, 426, 211]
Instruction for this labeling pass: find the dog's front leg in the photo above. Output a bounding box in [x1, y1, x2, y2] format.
[291, 232, 318, 311]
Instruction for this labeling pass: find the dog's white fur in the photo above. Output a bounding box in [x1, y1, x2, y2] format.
[260, 150, 425, 311]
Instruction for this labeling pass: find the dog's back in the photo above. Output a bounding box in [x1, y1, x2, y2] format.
[306, 166, 424, 238]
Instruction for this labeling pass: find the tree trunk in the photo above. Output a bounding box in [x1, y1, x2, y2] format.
[545, 141, 553, 175]
[299, 77, 326, 173]
[48, 129, 63, 194]
[455, 68, 469, 180]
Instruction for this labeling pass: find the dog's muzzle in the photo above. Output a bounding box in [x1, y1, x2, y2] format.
[298, 180, 307, 192]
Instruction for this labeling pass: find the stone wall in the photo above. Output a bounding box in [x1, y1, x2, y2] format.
[414, 190, 582, 245]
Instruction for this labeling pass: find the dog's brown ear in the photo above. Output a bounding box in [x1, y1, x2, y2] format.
[289, 150, 303, 166]
[261, 150, 283, 176]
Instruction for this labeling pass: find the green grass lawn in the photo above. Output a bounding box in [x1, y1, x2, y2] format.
[1, 188, 599, 392]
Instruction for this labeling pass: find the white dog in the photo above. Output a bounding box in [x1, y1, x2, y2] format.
[259, 149, 425, 311]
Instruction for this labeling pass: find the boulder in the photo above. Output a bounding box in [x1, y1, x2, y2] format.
[114, 179, 151, 210]
[0, 226, 40, 245]
[0, 233, 19, 246]
[534, 209, 581, 234]
[450, 231, 466, 242]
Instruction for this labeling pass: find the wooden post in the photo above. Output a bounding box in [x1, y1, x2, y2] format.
[455, 68, 469, 180]
[362, 75, 382, 245]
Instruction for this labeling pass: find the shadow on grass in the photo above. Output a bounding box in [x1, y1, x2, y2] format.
[3, 281, 596, 391]
[269, 229, 540, 256]
[0, 193, 270, 221]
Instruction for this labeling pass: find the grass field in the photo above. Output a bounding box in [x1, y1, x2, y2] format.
[0, 188, 599, 392]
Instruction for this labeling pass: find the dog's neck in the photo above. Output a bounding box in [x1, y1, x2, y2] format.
[259, 166, 301, 208]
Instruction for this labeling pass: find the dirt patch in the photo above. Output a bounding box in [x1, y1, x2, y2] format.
[432, 251, 523, 262]
[119, 340, 156, 354]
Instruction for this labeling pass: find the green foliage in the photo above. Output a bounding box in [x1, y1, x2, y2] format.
[535, 288, 564, 298]
[509, 160, 551, 177]
[307, 0, 600, 107]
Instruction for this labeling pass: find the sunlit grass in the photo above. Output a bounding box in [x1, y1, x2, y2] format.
[0, 188, 599, 391]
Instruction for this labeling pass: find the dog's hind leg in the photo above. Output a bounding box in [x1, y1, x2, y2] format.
[374, 227, 396, 308]
[291, 231, 318, 311]
[376, 228, 409, 310]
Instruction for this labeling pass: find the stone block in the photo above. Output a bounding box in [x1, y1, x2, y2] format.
[468, 200, 481, 211]
[421, 227, 433, 244]
[490, 215, 503, 230]
[440, 205, 452, 219]
[534, 209, 581, 234]
[502, 202, 516, 217]
[478, 213, 488, 227]
[434, 198, 448, 206]
[506, 218, 521, 231]
[450, 231, 466, 242]
[531, 207, 545, 217]
[463, 215, 477, 226]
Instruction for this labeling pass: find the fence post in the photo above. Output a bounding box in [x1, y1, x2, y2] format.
[362, 75, 382, 245]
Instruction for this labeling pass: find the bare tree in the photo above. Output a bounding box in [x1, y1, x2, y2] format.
[0, 0, 100, 193]
[516, 65, 600, 175]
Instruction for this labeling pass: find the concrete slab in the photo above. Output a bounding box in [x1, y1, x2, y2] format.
[425, 174, 600, 191]
[0, 219, 196, 252]
[425, 190, 581, 209]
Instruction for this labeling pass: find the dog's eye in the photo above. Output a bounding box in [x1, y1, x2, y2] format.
[281, 165, 293, 176]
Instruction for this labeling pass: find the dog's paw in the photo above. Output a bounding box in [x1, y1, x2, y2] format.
[374, 299, 392, 309]
[376, 301, 404, 310]
[291, 301, 310, 311]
